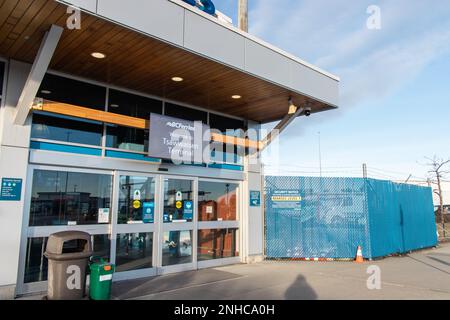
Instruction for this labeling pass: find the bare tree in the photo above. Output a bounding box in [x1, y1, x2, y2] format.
[425, 156, 450, 238]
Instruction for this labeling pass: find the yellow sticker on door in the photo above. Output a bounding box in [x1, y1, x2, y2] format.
[133, 200, 141, 209]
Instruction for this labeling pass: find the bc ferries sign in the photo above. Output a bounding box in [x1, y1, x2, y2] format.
[182, 0, 216, 16]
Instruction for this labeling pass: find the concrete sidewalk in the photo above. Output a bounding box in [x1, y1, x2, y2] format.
[19, 242, 450, 300]
[112, 243, 450, 300]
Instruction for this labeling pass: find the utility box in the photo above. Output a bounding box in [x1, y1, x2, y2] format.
[44, 231, 92, 300]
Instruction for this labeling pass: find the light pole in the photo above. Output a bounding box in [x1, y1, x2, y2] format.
[238, 0, 248, 32]
[318, 131, 322, 178]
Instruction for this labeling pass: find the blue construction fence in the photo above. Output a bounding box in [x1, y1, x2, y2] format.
[265, 176, 438, 260]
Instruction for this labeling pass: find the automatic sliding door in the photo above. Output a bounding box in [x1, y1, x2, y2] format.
[113, 173, 157, 280]
[158, 176, 196, 274]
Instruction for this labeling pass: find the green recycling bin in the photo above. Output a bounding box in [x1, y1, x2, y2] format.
[89, 258, 115, 300]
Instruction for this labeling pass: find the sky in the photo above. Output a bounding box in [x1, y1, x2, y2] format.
[213, 0, 450, 181]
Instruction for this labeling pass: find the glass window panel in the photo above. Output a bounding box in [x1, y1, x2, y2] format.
[93, 234, 111, 262]
[118, 176, 156, 224]
[31, 113, 103, 146]
[105, 125, 148, 152]
[115, 233, 153, 272]
[164, 103, 207, 124]
[162, 231, 192, 266]
[198, 229, 239, 261]
[209, 114, 246, 165]
[0, 61, 5, 98]
[37, 73, 106, 110]
[24, 237, 48, 283]
[108, 89, 162, 118]
[163, 179, 194, 223]
[24, 235, 110, 283]
[198, 181, 238, 221]
[106, 90, 162, 152]
[209, 114, 245, 134]
[29, 170, 112, 226]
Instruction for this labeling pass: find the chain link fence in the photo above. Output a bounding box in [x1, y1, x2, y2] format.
[265, 176, 438, 260]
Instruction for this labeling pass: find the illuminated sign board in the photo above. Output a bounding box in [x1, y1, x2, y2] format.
[182, 0, 216, 16]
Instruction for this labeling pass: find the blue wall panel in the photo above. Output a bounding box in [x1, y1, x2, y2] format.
[265, 176, 438, 259]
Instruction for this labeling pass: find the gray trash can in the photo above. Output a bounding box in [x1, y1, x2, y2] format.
[44, 231, 93, 300]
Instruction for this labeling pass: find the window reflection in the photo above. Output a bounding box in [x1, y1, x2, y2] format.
[108, 89, 162, 118]
[163, 179, 194, 223]
[93, 234, 111, 262]
[198, 229, 239, 261]
[24, 235, 110, 283]
[0, 61, 4, 99]
[118, 176, 156, 224]
[162, 231, 192, 266]
[29, 170, 112, 226]
[115, 233, 153, 272]
[165, 103, 207, 124]
[37, 73, 106, 110]
[24, 237, 48, 283]
[106, 125, 148, 153]
[106, 89, 162, 152]
[31, 113, 103, 146]
[198, 182, 237, 221]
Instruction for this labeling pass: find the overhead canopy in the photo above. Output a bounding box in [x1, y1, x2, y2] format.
[0, 0, 339, 123]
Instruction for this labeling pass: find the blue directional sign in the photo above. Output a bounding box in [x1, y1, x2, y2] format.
[0, 178, 22, 201]
[250, 190, 261, 207]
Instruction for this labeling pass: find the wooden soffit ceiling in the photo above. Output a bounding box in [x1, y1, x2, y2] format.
[0, 0, 335, 123]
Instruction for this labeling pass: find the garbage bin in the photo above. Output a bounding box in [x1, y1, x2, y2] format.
[44, 231, 92, 300]
[89, 257, 115, 300]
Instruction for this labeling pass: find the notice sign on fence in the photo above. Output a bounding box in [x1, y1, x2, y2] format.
[0, 178, 22, 201]
[270, 190, 302, 211]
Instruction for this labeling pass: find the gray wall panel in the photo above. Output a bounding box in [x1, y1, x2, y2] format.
[245, 39, 292, 89]
[97, 0, 184, 46]
[290, 62, 339, 106]
[184, 11, 245, 68]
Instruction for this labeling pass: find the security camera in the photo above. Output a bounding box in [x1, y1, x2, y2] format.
[304, 107, 312, 117]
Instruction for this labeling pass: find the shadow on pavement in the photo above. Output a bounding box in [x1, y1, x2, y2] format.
[284, 274, 317, 300]
[112, 268, 242, 300]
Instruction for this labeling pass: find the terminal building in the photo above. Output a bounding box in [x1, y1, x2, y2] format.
[0, 0, 339, 298]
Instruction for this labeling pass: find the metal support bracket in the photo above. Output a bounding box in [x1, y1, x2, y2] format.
[259, 105, 305, 153]
[14, 24, 63, 125]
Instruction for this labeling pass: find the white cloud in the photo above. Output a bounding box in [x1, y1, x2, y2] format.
[249, 0, 450, 108]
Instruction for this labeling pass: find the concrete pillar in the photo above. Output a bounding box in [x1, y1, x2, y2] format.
[242, 120, 264, 263]
[0, 60, 32, 299]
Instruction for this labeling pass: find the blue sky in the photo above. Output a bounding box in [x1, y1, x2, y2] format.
[214, 0, 450, 180]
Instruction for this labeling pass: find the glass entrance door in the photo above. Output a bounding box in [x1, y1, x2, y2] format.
[157, 176, 197, 274]
[112, 173, 158, 280]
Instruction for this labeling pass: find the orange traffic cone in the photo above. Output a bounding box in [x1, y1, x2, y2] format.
[355, 246, 364, 263]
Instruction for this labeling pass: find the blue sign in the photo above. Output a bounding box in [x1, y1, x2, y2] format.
[0, 178, 22, 201]
[143, 202, 154, 224]
[183, 200, 194, 221]
[182, 0, 216, 16]
[163, 212, 170, 223]
[250, 190, 261, 207]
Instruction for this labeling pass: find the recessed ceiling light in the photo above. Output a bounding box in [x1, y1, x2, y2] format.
[41, 90, 52, 95]
[231, 95, 242, 99]
[110, 104, 119, 108]
[91, 52, 106, 59]
[171, 77, 184, 82]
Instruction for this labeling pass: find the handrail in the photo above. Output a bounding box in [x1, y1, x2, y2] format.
[32, 98, 262, 150]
